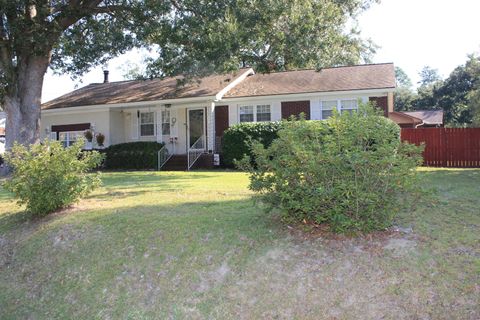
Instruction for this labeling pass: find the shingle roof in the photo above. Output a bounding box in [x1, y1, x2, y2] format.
[41, 63, 396, 110]
[402, 110, 444, 125]
[224, 63, 396, 98]
[42, 70, 248, 110]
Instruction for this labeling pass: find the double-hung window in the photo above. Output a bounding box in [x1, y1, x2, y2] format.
[239, 105, 255, 123]
[256, 105, 271, 122]
[161, 110, 170, 135]
[140, 111, 155, 137]
[239, 104, 271, 122]
[320, 100, 337, 119]
[58, 131, 84, 147]
[340, 99, 358, 114]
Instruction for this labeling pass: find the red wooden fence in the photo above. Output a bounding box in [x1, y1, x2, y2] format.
[401, 128, 480, 167]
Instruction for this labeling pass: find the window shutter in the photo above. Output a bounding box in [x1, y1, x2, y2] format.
[50, 132, 57, 140]
[131, 112, 139, 140]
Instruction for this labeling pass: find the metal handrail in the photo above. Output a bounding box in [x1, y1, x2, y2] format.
[158, 145, 172, 170]
[187, 135, 205, 170]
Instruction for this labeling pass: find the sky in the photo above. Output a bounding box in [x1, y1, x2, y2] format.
[41, 0, 480, 103]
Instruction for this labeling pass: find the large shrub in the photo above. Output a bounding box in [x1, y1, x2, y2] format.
[3, 139, 103, 216]
[104, 141, 165, 170]
[222, 121, 283, 167]
[242, 105, 423, 233]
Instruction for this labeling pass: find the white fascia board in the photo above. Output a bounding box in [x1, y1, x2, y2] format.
[219, 88, 395, 103]
[41, 96, 216, 115]
[214, 68, 255, 101]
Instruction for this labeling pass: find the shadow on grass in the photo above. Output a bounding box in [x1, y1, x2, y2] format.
[100, 171, 218, 189]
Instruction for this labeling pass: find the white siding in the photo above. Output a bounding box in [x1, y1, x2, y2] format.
[131, 111, 138, 140]
[40, 110, 111, 146]
[271, 101, 282, 121]
[228, 103, 237, 126]
[109, 110, 125, 145]
[207, 104, 215, 152]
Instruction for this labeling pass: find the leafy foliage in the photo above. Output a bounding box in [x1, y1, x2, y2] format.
[3, 139, 103, 216]
[137, 0, 378, 77]
[394, 56, 480, 126]
[104, 141, 165, 170]
[222, 121, 284, 167]
[417, 66, 441, 87]
[241, 105, 423, 233]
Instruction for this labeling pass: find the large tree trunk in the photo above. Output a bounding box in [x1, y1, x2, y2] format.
[4, 55, 50, 150]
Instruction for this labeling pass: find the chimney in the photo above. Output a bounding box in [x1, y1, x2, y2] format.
[103, 70, 109, 83]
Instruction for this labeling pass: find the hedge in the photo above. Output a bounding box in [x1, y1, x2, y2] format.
[103, 141, 165, 170]
[222, 121, 284, 167]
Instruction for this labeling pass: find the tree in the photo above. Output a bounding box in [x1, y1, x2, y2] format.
[418, 66, 441, 87]
[394, 66, 414, 111]
[138, 0, 379, 77]
[0, 0, 377, 152]
[395, 66, 412, 88]
[412, 66, 443, 111]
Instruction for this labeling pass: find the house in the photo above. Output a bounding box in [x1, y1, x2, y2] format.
[0, 112, 5, 155]
[40, 63, 396, 169]
[389, 110, 444, 128]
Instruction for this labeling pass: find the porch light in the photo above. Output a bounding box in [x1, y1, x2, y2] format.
[164, 104, 171, 109]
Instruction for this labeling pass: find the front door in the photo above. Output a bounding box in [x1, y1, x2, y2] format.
[187, 108, 206, 151]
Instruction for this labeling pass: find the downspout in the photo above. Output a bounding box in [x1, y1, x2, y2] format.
[415, 121, 425, 128]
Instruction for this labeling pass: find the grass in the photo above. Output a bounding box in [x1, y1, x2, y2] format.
[0, 169, 479, 319]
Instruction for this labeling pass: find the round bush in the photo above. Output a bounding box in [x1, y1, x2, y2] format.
[243, 105, 423, 233]
[3, 139, 103, 216]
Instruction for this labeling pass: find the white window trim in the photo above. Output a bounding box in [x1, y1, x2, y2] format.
[320, 99, 359, 120]
[58, 131, 84, 147]
[139, 111, 156, 137]
[161, 109, 171, 135]
[238, 104, 272, 123]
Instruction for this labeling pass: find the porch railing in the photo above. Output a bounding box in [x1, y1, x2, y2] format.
[158, 145, 172, 170]
[187, 135, 205, 170]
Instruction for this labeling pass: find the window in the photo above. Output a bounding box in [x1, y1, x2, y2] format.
[58, 131, 84, 147]
[239, 105, 254, 123]
[256, 105, 271, 122]
[321, 100, 337, 119]
[341, 99, 358, 114]
[239, 104, 271, 122]
[140, 112, 155, 136]
[161, 110, 170, 135]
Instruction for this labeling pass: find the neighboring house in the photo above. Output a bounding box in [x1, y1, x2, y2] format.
[0, 112, 5, 155]
[40, 63, 396, 168]
[389, 110, 444, 128]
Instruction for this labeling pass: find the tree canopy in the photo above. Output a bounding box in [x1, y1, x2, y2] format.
[132, 0, 379, 77]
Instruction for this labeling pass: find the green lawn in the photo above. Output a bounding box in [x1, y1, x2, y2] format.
[0, 169, 479, 319]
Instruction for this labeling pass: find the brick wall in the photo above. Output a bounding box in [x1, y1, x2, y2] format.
[369, 96, 389, 117]
[281, 101, 310, 120]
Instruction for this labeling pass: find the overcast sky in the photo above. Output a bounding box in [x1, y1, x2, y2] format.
[42, 0, 480, 103]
